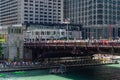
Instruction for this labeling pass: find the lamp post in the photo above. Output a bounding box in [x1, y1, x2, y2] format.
[26, 31, 30, 42]
[67, 23, 69, 41]
[78, 27, 81, 40]
[116, 23, 120, 40]
[109, 25, 112, 40]
[63, 18, 70, 41]
[82, 29, 86, 40]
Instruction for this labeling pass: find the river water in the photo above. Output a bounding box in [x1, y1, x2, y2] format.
[0, 64, 120, 80]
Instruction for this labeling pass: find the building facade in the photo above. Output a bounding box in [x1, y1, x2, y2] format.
[67, 0, 120, 39]
[63, 0, 69, 19]
[7, 26, 24, 60]
[24, 28, 67, 42]
[0, 0, 64, 26]
[24, 23, 82, 42]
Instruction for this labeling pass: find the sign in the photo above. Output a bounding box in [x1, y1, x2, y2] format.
[0, 34, 6, 43]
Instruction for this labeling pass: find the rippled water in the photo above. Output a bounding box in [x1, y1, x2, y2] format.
[0, 64, 120, 80]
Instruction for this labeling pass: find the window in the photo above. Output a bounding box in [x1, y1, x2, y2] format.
[36, 31, 39, 35]
[61, 32, 65, 35]
[41, 31, 44, 35]
[24, 0, 28, 2]
[47, 31, 50, 35]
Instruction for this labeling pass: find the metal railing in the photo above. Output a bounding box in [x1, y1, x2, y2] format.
[24, 40, 120, 47]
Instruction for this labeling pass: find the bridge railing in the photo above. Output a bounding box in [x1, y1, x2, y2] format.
[24, 40, 120, 47]
[24, 42, 77, 47]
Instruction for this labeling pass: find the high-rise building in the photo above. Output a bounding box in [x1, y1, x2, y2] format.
[0, 0, 64, 26]
[67, 0, 120, 39]
[63, 0, 69, 19]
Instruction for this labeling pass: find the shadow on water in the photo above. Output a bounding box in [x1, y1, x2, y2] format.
[0, 64, 120, 80]
[57, 65, 120, 80]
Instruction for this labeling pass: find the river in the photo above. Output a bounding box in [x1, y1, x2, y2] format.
[0, 64, 120, 80]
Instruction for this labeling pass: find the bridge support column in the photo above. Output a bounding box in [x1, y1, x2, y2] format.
[24, 48, 32, 61]
[111, 47, 114, 54]
[97, 47, 100, 53]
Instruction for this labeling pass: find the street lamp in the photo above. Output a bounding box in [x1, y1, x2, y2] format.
[82, 29, 86, 40]
[63, 18, 70, 41]
[77, 27, 81, 40]
[67, 23, 69, 41]
[116, 23, 120, 39]
[26, 31, 30, 42]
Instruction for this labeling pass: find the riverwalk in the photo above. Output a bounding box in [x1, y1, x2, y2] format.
[0, 59, 116, 72]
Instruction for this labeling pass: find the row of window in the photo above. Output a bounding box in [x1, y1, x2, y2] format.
[24, 3, 61, 6]
[24, 13, 61, 17]
[24, 0, 61, 3]
[24, 7, 61, 11]
[70, 19, 118, 25]
[24, 14, 61, 18]
[0, 1, 17, 8]
[74, 0, 120, 4]
[24, 9, 61, 12]
[1, 15, 18, 20]
[24, 17, 61, 19]
[88, 20, 117, 25]
[24, 19, 61, 22]
[27, 31, 65, 36]
[70, 10, 120, 16]
[24, 18, 61, 20]
[8, 28, 23, 34]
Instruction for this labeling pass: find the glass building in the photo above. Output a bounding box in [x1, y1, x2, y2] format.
[67, 0, 120, 39]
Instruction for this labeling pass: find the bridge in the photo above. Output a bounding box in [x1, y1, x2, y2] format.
[24, 40, 120, 61]
[24, 40, 120, 66]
